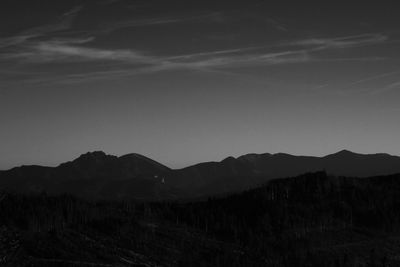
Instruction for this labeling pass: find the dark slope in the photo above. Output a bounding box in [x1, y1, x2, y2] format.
[322, 149, 400, 177]
[0, 151, 174, 200]
[166, 156, 256, 195]
[57, 151, 170, 179]
[166, 150, 400, 197]
[157, 171, 400, 266]
[1, 150, 400, 200]
[2, 172, 400, 266]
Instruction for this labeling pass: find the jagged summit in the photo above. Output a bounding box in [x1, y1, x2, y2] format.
[57, 151, 117, 170]
[74, 151, 116, 161]
[78, 151, 108, 158]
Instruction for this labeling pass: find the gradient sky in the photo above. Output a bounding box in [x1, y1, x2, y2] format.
[1, 1, 400, 169]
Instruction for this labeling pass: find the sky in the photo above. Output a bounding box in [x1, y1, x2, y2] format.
[1, 1, 400, 169]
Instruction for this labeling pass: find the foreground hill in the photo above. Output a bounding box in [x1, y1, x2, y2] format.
[1, 171, 400, 266]
[1, 150, 400, 199]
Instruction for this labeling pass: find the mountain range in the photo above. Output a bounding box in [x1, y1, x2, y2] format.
[1, 150, 400, 200]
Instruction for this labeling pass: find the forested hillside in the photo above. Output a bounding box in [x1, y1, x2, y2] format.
[1, 171, 400, 266]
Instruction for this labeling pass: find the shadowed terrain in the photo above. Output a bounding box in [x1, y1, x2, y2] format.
[1, 171, 400, 266]
[1, 150, 400, 200]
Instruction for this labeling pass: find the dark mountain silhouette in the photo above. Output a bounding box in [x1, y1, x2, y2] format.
[56, 151, 170, 181]
[0, 151, 174, 200]
[167, 150, 400, 197]
[1, 150, 400, 200]
[322, 149, 400, 177]
[237, 149, 400, 177]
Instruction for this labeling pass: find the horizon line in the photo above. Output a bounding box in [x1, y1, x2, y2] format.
[1, 149, 398, 172]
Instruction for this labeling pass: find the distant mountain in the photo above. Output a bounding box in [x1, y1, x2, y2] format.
[1, 150, 400, 200]
[56, 151, 170, 181]
[0, 151, 175, 200]
[166, 150, 400, 197]
[322, 149, 400, 177]
[237, 149, 400, 178]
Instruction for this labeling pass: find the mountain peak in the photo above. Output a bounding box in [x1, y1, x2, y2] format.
[58, 151, 117, 168]
[325, 150, 358, 158]
[80, 151, 107, 157]
[119, 153, 151, 160]
[75, 151, 113, 161]
[221, 156, 236, 163]
[337, 149, 355, 154]
[119, 153, 171, 172]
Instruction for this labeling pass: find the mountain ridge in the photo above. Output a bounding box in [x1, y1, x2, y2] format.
[1, 150, 400, 200]
[2, 149, 399, 171]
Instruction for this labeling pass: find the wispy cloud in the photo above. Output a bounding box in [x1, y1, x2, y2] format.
[0, 42, 313, 85]
[0, 5, 391, 88]
[0, 34, 38, 49]
[98, 11, 226, 34]
[1, 38, 388, 85]
[165, 47, 265, 61]
[7, 41, 153, 64]
[182, 50, 309, 68]
[1, 26, 310, 67]
[292, 33, 388, 50]
[0, 5, 83, 50]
